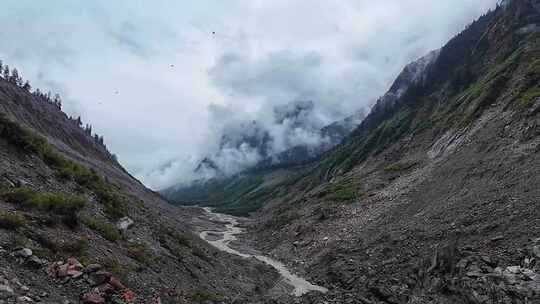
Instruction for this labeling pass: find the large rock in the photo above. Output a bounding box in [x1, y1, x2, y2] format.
[67, 258, 83, 270]
[88, 271, 112, 286]
[109, 276, 126, 290]
[81, 292, 105, 304]
[532, 245, 540, 259]
[13, 248, 32, 258]
[116, 217, 134, 231]
[27, 255, 45, 268]
[0, 284, 14, 299]
[84, 264, 102, 273]
[57, 263, 70, 278]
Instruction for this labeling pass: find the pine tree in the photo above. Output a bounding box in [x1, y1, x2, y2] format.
[54, 93, 62, 109]
[22, 81, 31, 91]
[0, 60, 3, 74]
[10, 68, 20, 85]
[3, 65, 9, 80]
[84, 124, 92, 135]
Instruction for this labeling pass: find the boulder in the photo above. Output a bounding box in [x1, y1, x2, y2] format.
[88, 271, 112, 286]
[66, 269, 83, 279]
[57, 263, 70, 278]
[0, 284, 14, 299]
[27, 255, 45, 268]
[17, 296, 33, 302]
[46, 264, 58, 278]
[84, 264, 102, 273]
[121, 290, 136, 303]
[13, 248, 32, 258]
[67, 258, 83, 270]
[532, 245, 540, 259]
[506, 266, 521, 274]
[81, 292, 105, 304]
[116, 217, 134, 231]
[109, 276, 126, 290]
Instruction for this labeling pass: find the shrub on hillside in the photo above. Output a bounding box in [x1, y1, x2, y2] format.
[83, 217, 121, 242]
[0, 210, 27, 230]
[0, 114, 127, 219]
[1, 188, 86, 215]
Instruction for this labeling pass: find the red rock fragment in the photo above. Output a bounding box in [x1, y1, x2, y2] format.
[67, 268, 84, 278]
[109, 276, 126, 290]
[122, 289, 136, 303]
[81, 292, 105, 304]
[67, 257, 83, 270]
[57, 263, 70, 278]
[46, 264, 58, 278]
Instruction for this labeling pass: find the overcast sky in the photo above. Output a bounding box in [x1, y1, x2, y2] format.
[0, 0, 498, 189]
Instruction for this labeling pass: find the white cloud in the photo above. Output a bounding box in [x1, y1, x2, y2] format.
[0, 0, 498, 189]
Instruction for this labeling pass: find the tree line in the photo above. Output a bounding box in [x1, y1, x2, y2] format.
[0, 59, 114, 160]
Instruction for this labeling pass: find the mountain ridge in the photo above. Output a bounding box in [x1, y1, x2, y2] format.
[161, 45, 441, 215]
[239, 1, 540, 302]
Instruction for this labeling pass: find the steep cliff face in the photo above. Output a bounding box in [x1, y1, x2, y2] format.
[242, 1, 540, 303]
[0, 77, 280, 302]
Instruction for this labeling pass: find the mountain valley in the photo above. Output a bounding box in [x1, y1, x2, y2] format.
[1, 1, 540, 304]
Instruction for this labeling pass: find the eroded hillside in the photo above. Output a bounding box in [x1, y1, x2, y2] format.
[236, 1, 540, 303]
[0, 73, 282, 303]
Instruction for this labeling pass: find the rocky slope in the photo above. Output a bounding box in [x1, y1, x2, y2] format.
[0, 74, 283, 302]
[235, 0, 540, 303]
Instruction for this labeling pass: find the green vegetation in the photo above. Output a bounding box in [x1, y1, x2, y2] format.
[158, 224, 191, 248]
[270, 209, 300, 227]
[0, 188, 86, 217]
[331, 187, 357, 202]
[324, 181, 364, 202]
[166, 174, 266, 216]
[101, 256, 133, 280]
[528, 58, 540, 75]
[29, 233, 88, 258]
[458, 74, 509, 126]
[0, 210, 27, 230]
[0, 113, 127, 219]
[127, 242, 154, 265]
[518, 86, 540, 108]
[83, 217, 121, 242]
[384, 161, 418, 173]
[191, 291, 223, 302]
[322, 106, 415, 175]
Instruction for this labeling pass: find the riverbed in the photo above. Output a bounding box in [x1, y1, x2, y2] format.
[199, 208, 328, 297]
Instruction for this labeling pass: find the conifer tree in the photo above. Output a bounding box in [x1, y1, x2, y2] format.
[3, 65, 9, 80]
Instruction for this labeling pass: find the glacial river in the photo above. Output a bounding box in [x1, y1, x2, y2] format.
[199, 208, 328, 297]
